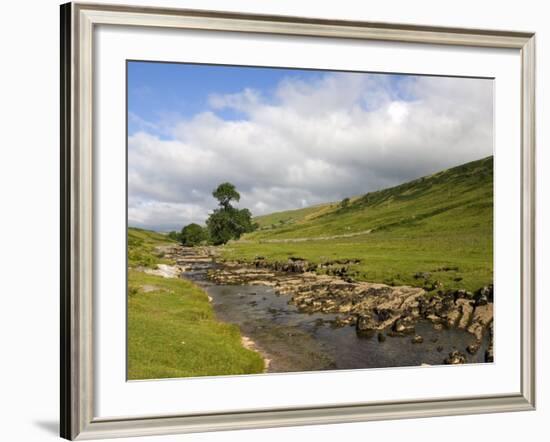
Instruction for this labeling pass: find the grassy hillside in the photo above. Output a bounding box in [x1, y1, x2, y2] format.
[127, 227, 264, 379]
[254, 203, 337, 230]
[128, 227, 176, 268]
[223, 156, 494, 292]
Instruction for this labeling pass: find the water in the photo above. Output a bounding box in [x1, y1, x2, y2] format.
[182, 262, 489, 373]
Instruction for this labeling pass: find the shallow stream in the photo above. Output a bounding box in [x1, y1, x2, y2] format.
[182, 261, 489, 373]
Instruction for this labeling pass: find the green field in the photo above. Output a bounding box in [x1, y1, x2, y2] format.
[223, 156, 494, 292]
[127, 228, 264, 379]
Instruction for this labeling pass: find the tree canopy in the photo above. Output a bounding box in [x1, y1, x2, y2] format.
[207, 207, 254, 245]
[206, 183, 255, 245]
[212, 182, 240, 210]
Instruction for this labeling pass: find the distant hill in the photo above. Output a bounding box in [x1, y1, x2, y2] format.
[250, 156, 493, 241]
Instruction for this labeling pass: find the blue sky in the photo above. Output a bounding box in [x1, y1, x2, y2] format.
[129, 62, 322, 136]
[127, 61, 492, 231]
[128, 61, 413, 138]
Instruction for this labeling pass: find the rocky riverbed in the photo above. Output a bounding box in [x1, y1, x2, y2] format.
[161, 245, 494, 366]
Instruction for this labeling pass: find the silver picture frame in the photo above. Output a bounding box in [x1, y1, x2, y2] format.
[60, 2, 536, 440]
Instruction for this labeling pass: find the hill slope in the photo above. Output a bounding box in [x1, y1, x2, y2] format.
[224, 156, 494, 292]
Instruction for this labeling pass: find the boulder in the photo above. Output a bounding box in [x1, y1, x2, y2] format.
[454, 289, 470, 300]
[332, 317, 347, 328]
[392, 317, 416, 335]
[445, 308, 461, 328]
[476, 284, 494, 303]
[467, 304, 493, 340]
[411, 335, 424, 344]
[375, 308, 393, 322]
[467, 342, 481, 355]
[356, 314, 377, 337]
[444, 350, 467, 365]
[474, 286, 492, 306]
[457, 299, 474, 329]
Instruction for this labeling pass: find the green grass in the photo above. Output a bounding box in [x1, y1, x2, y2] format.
[127, 227, 264, 379]
[128, 227, 177, 268]
[223, 156, 493, 292]
[128, 271, 264, 379]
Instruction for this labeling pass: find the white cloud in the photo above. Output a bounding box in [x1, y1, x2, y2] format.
[128, 72, 493, 231]
[387, 101, 409, 124]
[208, 88, 261, 112]
[129, 200, 210, 230]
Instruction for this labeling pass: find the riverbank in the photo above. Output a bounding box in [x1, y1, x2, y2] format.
[127, 229, 265, 380]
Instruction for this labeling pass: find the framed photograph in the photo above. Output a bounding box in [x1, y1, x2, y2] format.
[60, 2, 536, 440]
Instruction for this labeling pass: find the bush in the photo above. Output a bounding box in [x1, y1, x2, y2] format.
[180, 223, 208, 246]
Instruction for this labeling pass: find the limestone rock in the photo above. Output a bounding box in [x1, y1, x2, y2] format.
[445, 350, 467, 365]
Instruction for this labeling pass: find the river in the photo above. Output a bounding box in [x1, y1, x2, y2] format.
[180, 255, 490, 373]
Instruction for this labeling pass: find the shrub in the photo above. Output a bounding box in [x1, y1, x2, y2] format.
[180, 223, 208, 246]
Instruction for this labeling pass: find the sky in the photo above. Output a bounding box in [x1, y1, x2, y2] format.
[127, 61, 493, 231]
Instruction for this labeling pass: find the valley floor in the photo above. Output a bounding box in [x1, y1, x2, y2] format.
[127, 229, 494, 378]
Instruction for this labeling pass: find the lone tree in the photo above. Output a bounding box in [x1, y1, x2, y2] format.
[180, 223, 207, 246]
[206, 182, 255, 245]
